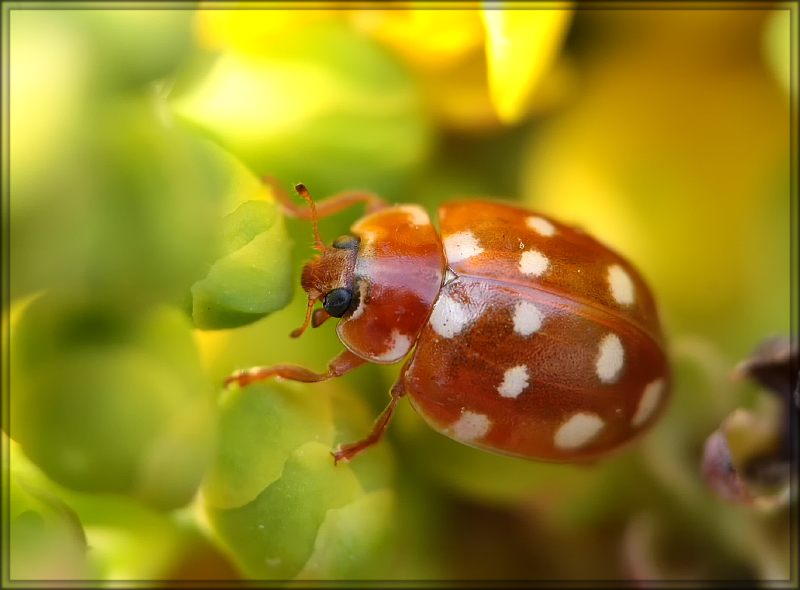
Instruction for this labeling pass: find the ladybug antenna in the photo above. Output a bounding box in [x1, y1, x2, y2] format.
[291, 293, 320, 338]
[295, 183, 327, 253]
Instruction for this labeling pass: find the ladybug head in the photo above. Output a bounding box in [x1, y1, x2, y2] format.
[290, 184, 361, 338]
[294, 242, 359, 337]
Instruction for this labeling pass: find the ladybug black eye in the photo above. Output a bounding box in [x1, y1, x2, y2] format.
[332, 234, 361, 250]
[323, 288, 353, 318]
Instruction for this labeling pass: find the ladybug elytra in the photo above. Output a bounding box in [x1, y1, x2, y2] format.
[226, 182, 671, 464]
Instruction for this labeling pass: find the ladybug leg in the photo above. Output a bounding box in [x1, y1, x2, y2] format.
[224, 349, 367, 389]
[263, 176, 388, 218]
[332, 371, 408, 465]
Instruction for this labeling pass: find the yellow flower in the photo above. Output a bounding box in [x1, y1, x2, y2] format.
[481, 3, 574, 124]
[194, 3, 574, 129]
[196, 2, 340, 53]
[348, 2, 486, 71]
[353, 2, 574, 129]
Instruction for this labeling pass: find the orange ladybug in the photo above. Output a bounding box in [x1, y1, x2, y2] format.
[226, 183, 671, 464]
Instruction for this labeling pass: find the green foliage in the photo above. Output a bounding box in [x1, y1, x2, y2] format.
[10, 294, 215, 510]
[188, 200, 293, 330]
[203, 381, 397, 580]
[7, 455, 89, 580]
[10, 93, 225, 306]
[209, 442, 364, 579]
[172, 19, 433, 199]
[203, 382, 336, 510]
[75, 10, 196, 92]
[294, 488, 397, 580]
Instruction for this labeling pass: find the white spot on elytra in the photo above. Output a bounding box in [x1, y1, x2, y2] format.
[526, 216, 556, 237]
[519, 250, 549, 277]
[373, 329, 412, 362]
[498, 365, 529, 398]
[596, 333, 625, 383]
[444, 231, 484, 264]
[513, 300, 543, 336]
[632, 378, 665, 427]
[429, 292, 472, 338]
[451, 411, 491, 440]
[397, 204, 430, 226]
[348, 281, 369, 321]
[554, 412, 605, 450]
[608, 264, 635, 305]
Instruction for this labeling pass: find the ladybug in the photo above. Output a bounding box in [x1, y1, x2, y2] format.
[226, 182, 671, 464]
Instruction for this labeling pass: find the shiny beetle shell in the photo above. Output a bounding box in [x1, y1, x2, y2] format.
[425, 202, 668, 460]
[346, 201, 668, 461]
[228, 186, 671, 464]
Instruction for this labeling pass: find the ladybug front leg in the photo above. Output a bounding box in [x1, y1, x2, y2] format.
[332, 369, 408, 465]
[224, 349, 367, 389]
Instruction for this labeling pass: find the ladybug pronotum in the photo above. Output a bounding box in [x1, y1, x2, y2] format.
[226, 182, 671, 464]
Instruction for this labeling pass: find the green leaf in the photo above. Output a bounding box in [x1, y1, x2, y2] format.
[10, 93, 228, 306]
[10, 294, 216, 510]
[6, 435, 89, 580]
[295, 489, 397, 580]
[206, 442, 364, 580]
[76, 9, 195, 92]
[202, 382, 336, 510]
[189, 201, 294, 330]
